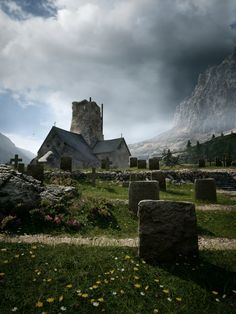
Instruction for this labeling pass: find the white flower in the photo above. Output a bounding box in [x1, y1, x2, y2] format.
[60, 306, 67, 311]
[11, 307, 18, 312]
[167, 298, 172, 302]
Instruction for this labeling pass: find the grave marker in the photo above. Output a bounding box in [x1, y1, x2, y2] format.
[10, 154, 22, 169]
[129, 157, 138, 168]
[129, 180, 159, 215]
[194, 178, 217, 202]
[151, 171, 166, 191]
[17, 163, 25, 173]
[27, 164, 44, 182]
[138, 200, 198, 263]
[137, 159, 147, 169]
[60, 156, 72, 172]
[198, 159, 206, 167]
[149, 157, 160, 170]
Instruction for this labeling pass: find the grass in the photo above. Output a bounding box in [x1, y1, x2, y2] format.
[0, 242, 236, 314]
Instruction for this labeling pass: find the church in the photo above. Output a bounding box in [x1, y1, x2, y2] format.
[33, 98, 131, 169]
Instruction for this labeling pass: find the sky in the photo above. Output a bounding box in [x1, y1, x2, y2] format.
[0, 0, 236, 154]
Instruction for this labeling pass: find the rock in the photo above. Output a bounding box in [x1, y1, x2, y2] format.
[129, 181, 159, 215]
[194, 178, 217, 202]
[0, 164, 43, 214]
[40, 185, 77, 205]
[138, 200, 198, 263]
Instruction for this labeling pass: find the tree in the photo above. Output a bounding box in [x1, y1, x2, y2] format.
[162, 149, 179, 167]
[212, 134, 215, 139]
[186, 140, 192, 148]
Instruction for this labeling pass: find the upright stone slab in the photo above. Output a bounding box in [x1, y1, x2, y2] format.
[138, 200, 198, 263]
[198, 159, 206, 167]
[129, 173, 137, 181]
[194, 178, 217, 202]
[129, 157, 138, 168]
[60, 156, 72, 172]
[137, 159, 147, 169]
[149, 158, 160, 170]
[129, 181, 159, 215]
[151, 171, 166, 191]
[17, 163, 25, 173]
[27, 164, 44, 182]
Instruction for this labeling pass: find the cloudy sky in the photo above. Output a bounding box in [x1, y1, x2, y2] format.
[0, 0, 236, 154]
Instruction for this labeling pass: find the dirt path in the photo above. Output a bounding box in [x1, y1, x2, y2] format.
[196, 204, 236, 211]
[0, 234, 236, 250]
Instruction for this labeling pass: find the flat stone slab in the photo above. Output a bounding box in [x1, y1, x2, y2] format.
[195, 178, 217, 202]
[138, 200, 198, 263]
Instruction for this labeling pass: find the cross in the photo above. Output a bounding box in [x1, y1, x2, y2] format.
[10, 154, 22, 169]
[54, 122, 56, 126]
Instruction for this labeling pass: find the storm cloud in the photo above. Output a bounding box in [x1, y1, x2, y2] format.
[0, 0, 236, 152]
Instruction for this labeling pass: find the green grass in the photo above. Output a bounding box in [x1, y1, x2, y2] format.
[0, 243, 236, 314]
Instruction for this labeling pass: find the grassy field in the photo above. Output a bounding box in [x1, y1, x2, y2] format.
[0, 243, 236, 314]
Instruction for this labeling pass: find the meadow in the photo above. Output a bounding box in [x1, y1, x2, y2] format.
[1, 180, 236, 313]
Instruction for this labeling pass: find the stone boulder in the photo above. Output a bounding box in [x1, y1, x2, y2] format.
[40, 185, 77, 205]
[0, 165, 43, 214]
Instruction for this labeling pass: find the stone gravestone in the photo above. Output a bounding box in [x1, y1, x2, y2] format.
[194, 178, 217, 202]
[91, 167, 96, 186]
[138, 200, 198, 263]
[137, 159, 147, 169]
[129, 173, 137, 181]
[17, 163, 25, 173]
[60, 156, 72, 172]
[215, 158, 222, 167]
[101, 158, 111, 170]
[129, 157, 138, 168]
[10, 154, 22, 169]
[129, 181, 159, 215]
[149, 157, 160, 170]
[151, 171, 166, 191]
[27, 164, 44, 182]
[198, 159, 206, 167]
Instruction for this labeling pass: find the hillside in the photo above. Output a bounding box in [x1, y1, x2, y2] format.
[0, 132, 35, 164]
[130, 48, 236, 157]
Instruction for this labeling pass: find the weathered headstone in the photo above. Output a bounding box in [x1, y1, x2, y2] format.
[17, 163, 25, 173]
[151, 171, 166, 191]
[10, 154, 22, 169]
[194, 178, 217, 202]
[91, 167, 96, 186]
[60, 156, 72, 172]
[215, 158, 222, 167]
[128, 181, 159, 214]
[149, 157, 160, 170]
[129, 173, 137, 181]
[129, 157, 138, 168]
[101, 157, 111, 170]
[198, 159, 206, 167]
[137, 159, 147, 169]
[138, 200, 198, 263]
[27, 164, 44, 182]
[226, 157, 232, 167]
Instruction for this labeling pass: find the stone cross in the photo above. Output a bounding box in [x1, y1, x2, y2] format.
[10, 154, 22, 169]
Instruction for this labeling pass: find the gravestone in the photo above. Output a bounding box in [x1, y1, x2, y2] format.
[149, 158, 160, 170]
[129, 181, 159, 215]
[91, 167, 96, 186]
[215, 158, 222, 167]
[129, 157, 138, 168]
[226, 157, 232, 167]
[138, 200, 198, 263]
[10, 154, 22, 169]
[198, 159, 206, 167]
[27, 164, 44, 182]
[151, 171, 166, 191]
[194, 178, 217, 202]
[137, 159, 147, 169]
[60, 156, 72, 172]
[129, 173, 137, 181]
[101, 158, 112, 170]
[17, 163, 25, 173]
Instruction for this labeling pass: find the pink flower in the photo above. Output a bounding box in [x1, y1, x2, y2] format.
[45, 215, 53, 221]
[54, 216, 61, 225]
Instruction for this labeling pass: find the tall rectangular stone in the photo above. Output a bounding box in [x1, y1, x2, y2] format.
[17, 163, 25, 173]
[129, 157, 138, 168]
[27, 164, 44, 182]
[149, 158, 160, 170]
[194, 178, 217, 202]
[129, 181, 159, 215]
[137, 159, 147, 169]
[60, 156, 72, 172]
[151, 171, 166, 191]
[138, 200, 198, 263]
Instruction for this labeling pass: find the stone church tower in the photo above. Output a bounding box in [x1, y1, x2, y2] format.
[70, 98, 104, 147]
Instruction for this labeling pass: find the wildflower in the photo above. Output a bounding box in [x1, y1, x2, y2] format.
[154, 279, 159, 283]
[167, 297, 172, 302]
[81, 293, 88, 298]
[60, 306, 67, 311]
[46, 297, 54, 303]
[125, 255, 131, 259]
[47, 278, 52, 282]
[112, 291, 117, 295]
[121, 268, 125, 272]
[215, 298, 220, 302]
[222, 294, 227, 299]
[66, 284, 73, 288]
[0, 273, 5, 276]
[140, 292, 145, 296]
[11, 307, 18, 312]
[15, 254, 20, 258]
[110, 277, 115, 281]
[36, 301, 43, 308]
[92, 285, 98, 289]
[153, 309, 159, 313]
[32, 246, 37, 249]
[212, 291, 218, 295]
[176, 297, 182, 302]
[3, 260, 9, 264]
[114, 257, 118, 260]
[31, 255, 36, 258]
[98, 298, 104, 302]
[59, 295, 64, 302]
[163, 289, 169, 294]
[232, 290, 236, 294]
[145, 285, 149, 290]
[104, 279, 109, 284]
[92, 302, 99, 307]
[96, 280, 101, 284]
[134, 284, 141, 288]
[134, 276, 139, 280]
[41, 312, 47, 314]
[133, 267, 139, 271]
[141, 260, 146, 264]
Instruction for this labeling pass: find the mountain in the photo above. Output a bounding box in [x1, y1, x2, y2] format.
[130, 48, 236, 156]
[0, 132, 35, 164]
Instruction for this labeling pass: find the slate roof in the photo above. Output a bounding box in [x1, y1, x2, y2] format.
[93, 138, 131, 155]
[38, 127, 99, 164]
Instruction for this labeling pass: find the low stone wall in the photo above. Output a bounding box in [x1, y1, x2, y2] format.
[44, 169, 236, 190]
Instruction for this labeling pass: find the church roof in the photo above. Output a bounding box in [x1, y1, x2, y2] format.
[38, 126, 99, 164]
[93, 138, 131, 155]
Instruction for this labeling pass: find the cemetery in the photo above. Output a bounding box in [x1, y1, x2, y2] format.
[0, 156, 236, 313]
